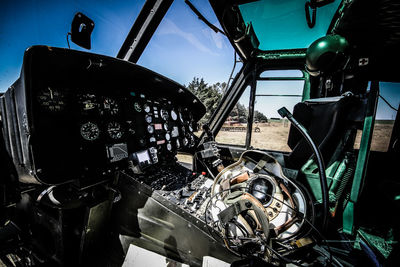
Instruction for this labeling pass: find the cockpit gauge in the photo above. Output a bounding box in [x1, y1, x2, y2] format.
[80, 122, 100, 141]
[143, 104, 151, 113]
[183, 137, 189, 147]
[145, 115, 153, 124]
[179, 112, 184, 123]
[188, 124, 193, 132]
[165, 133, 171, 141]
[102, 97, 119, 116]
[147, 125, 154, 134]
[80, 93, 98, 111]
[149, 136, 156, 143]
[171, 110, 178, 121]
[163, 123, 169, 131]
[37, 87, 65, 112]
[171, 126, 179, 138]
[134, 102, 142, 112]
[161, 109, 169, 121]
[107, 121, 123, 140]
[176, 139, 181, 149]
[166, 143, 172, 151]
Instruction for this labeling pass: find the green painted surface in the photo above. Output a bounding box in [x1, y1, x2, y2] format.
[343, 83, 379, 234]
[301, 159, 341, 203]
[302, 71, 311, 101]
[355, 229, 397, 259]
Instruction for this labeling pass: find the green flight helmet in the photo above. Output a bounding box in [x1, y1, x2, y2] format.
[305, 34, 349, 76]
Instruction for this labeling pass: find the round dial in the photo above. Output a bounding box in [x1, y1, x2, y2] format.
[143, 104, 151, 113]
[171, 110, 178, 121]
[165, 133, 171, 141]
[149, 136, 156, 143]
[107, 122, 123, 139]
[80, 122, 100, 141]
[166, 143, 172, 151]
[163, 123, 169, 131]
[102, 97, 119, 115]
[145, 115, 153, 124]
[79, 93, 97, 111]
[147, 125, 154, 134]
[37, 87, 65, 112]
[134, 102, 142, 112]
[161, 109, 169, 121]
[183, 137, 189, 146]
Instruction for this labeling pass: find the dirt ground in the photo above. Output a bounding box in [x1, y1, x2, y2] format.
[213, 121, 394, 152]
[216, 121, 292, 151]
[354, 122, 394, 152]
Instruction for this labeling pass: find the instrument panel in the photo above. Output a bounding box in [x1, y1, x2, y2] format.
[0, 46, 205, 185]
[36, 88, 197, 159]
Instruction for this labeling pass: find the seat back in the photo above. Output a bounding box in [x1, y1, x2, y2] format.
[285, 95, 359, 169]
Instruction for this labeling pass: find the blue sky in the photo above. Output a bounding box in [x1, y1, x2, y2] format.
[0, 0, 235, 92]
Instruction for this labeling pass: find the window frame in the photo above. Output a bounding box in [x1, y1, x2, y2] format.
[242, 68, 310, 153]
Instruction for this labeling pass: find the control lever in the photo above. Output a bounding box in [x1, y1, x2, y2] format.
[202, 123, 214, 142]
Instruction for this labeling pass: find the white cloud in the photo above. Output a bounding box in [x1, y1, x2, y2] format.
[157, 19, 218, 55]
[210, 28, 224, 49]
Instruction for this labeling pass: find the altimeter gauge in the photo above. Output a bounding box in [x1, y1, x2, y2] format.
[101, 97, 119, 115]
[80, 122, 100, 141]
[107, 121, 123, 139]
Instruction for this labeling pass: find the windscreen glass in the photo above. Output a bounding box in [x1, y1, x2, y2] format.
[0, 0, 145, 91]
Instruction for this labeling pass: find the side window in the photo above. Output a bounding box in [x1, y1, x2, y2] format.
[251, 70, 304, 152]
[215, 86, 251, 146]
[354, 82, 400, 152]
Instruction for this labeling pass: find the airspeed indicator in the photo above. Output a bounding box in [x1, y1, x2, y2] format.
[80, 122, 100, 141]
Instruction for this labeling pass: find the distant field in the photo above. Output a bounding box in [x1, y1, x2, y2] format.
[214, 120, 394, 152]
[355, 121, 394, 152]
[216, 121, 291, 151]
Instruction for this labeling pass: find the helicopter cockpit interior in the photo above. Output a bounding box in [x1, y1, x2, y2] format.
[0, 0, 399, 266]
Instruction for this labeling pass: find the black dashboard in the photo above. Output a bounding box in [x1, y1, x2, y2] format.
[0, 46, 206, 186]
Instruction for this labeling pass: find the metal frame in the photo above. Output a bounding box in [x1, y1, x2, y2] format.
[342, 81, 379, 234]
[117, 0, 173, 63]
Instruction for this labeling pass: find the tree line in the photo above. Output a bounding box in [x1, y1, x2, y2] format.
[185, 77, 268, 124]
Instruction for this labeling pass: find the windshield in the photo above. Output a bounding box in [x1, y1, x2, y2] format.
[0, 0, 145, 91]
[239, 0, 341, 50]
[0, 0, 236, 96]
